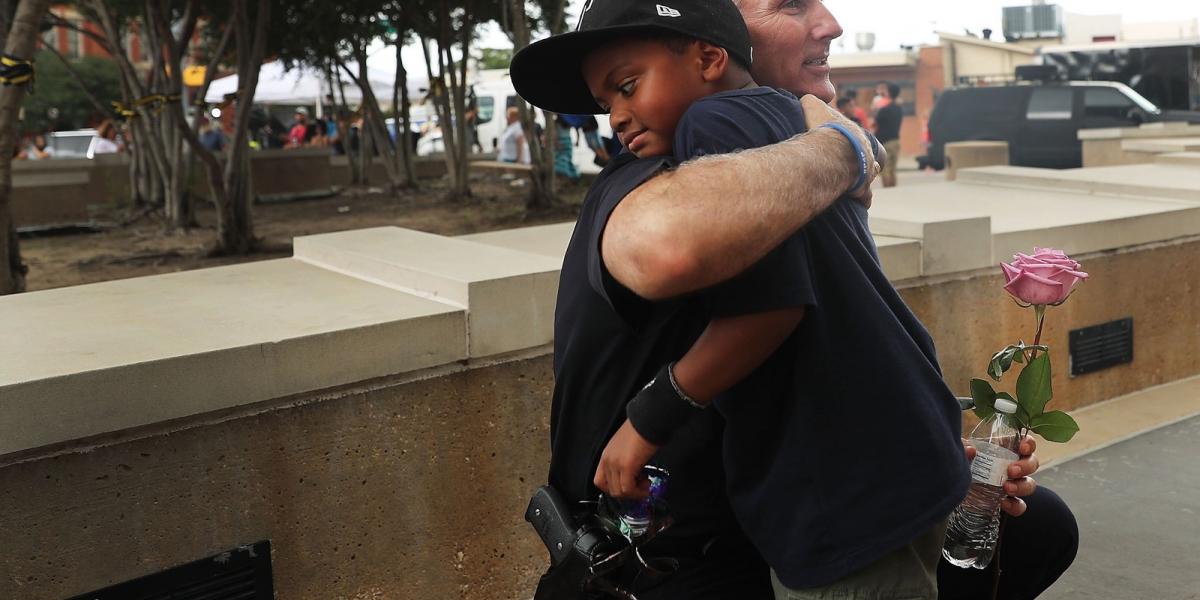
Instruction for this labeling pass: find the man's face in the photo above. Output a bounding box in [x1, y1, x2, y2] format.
[582, 38, 710, 158]
[737, 0, 843, 102]
[295, 113, 306, 124]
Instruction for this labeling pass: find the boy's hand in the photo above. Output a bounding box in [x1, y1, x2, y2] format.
[962, 435, 1040, 517]
[594, 419, 660, 500]
[799, 94, 881, 208]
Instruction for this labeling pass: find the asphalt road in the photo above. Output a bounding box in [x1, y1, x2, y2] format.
[1038, 413, 1200, 599]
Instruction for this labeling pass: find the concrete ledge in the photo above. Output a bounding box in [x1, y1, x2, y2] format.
[1121, 137, 1200, 154]
[294, 227, 561, 357]
[955, 165, 1200, 203]
[944, 141, 1009, 181]
[875, 236, 922, 280]
[458, 222, 575, 258]
[11, 171, 93, 229]
[1078, 122, 1200, 141]
[0, 259, 466, 457]
[1157, 152, 1200, 167]
[870, 207, 993, 276]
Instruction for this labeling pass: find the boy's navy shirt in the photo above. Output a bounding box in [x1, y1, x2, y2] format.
[671, 87, 970, 588]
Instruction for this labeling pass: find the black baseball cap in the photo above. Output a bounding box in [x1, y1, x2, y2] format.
[510, 0, 752, 115]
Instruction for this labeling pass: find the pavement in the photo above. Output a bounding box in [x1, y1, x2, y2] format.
[1021, 376, 1200, 599]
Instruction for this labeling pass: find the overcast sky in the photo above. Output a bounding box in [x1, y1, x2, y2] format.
[388, 1, 1199, 77]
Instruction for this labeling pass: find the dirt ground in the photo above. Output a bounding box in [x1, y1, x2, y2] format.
[20, 173, 587, 292]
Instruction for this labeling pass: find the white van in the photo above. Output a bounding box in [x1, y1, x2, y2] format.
[440, 73, 615, 174]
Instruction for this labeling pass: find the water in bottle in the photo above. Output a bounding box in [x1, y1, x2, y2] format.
[616, 465, 669, 539]
[942, 397, 1021, 569]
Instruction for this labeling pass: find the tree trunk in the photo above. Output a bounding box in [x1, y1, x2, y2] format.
[506, 0, 557, 210]
[344, 52, 403, 193]
[394, 31, 417, 190]
[0, 0, 52, 295]
[215, 0, 269, 255]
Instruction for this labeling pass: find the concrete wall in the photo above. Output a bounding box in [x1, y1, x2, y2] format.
[902, 238, 1200, 420]
[0, 359, 553, 600]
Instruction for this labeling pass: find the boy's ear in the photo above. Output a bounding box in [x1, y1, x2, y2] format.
[695, 41, 729, 82]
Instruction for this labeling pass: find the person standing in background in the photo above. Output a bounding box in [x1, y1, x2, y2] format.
[874, 82, 904, 188]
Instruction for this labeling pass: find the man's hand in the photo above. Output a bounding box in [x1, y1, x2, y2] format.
[594, 419, 660, 500]
[799, 95, 883, 208]
[962, 435, 1040, 517]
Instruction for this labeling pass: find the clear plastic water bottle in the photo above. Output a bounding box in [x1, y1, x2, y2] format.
[942, 397, 1021, 569]
[616, 465, 669, 539]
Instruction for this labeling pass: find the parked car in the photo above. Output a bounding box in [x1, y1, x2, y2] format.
[923, 80, 1200, 170]
[47, 129, 99, 159]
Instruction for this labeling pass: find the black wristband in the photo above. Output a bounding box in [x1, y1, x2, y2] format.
[626, 363, 706, 446]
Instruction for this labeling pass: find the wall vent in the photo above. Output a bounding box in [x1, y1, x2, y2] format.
[67, 540, 273, 600]
[1069, 318, 1133, 376]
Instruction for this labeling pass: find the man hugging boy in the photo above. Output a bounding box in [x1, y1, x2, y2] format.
[513, 1, 968, 598]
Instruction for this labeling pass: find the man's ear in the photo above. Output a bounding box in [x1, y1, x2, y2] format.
[695, 42, 729, 82]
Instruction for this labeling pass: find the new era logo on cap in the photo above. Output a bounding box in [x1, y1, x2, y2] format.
[656, 4, 681, 17]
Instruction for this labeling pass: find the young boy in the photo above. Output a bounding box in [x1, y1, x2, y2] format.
[512, 1, 969, 597]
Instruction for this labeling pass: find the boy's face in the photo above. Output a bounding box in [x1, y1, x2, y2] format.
[582, 38, 712, 158]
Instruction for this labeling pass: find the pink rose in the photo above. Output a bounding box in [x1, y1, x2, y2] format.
[1001, 248, 1088, 305]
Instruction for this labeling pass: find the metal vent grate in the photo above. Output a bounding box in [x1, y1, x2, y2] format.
[1069, 318, 1133, 377]
[68, 540, 273, 600]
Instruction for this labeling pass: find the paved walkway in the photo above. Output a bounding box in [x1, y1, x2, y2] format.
[1038, 413, 1200, 599]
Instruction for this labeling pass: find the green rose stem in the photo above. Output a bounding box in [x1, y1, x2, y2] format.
[993, 304, 1045, 600]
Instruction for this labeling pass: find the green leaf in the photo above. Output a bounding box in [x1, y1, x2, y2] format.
[1016, 352, 1053, 418]
[988, 345, 1023, 381]
[1030, 410, 1080, 443]
[970, 378, 998, 420]
[1012, 350, 1025, 363]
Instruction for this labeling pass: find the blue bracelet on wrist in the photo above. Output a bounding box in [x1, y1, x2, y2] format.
[820, 122, 869, 194]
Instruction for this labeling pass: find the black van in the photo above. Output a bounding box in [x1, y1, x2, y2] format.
[924, 81, 1200, 170]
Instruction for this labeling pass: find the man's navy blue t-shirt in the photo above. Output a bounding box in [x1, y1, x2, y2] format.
[671, 87, 970, 588]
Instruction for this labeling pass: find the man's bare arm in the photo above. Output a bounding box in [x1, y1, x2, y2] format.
[602, 95, 880, 300]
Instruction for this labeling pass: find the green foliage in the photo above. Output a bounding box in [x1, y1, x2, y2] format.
[1029, 410, 1080, 443]
[1015, 352, 1053, 419]
[970, 378, 997, 420]
[21, 51, 122, 133]
[477, 47, 512, 70]
[987, 341, 1045, 381]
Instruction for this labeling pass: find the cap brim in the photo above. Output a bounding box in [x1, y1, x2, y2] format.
[511, 25, 662, 115]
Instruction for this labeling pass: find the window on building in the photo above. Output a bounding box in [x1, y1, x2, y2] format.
[1026, 88, 1073, 120]
[125, 31, 139, 63]
[66, 20, 83, 58]
[40, 25, 57, 51]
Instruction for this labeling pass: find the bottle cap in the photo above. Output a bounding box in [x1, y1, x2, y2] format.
[994, 398, 1018, 414]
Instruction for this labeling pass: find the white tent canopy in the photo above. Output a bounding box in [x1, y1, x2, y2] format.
[204, 60, 427, 107]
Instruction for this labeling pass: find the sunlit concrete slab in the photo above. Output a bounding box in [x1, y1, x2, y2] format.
[294, 227, 561, 357]
[870, 180, 1200, 263]
[0, 259, 466, 457]
[1078, 122, 1200, 141]
[870, 211, 993, 276]
[955, 165, 1200, 203]
[1121, 136, 1200, 154]
[458, 222, 575, 258]
[874, 236, 922, 281]
[1157, 152, 1200, 167]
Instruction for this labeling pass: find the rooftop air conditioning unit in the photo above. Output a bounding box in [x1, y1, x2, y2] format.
[1003, 4, 1063, 41]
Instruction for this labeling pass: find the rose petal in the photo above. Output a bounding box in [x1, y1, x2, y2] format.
[1001, 261, 1022, 284]
[1004, 270, 1065, 305]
